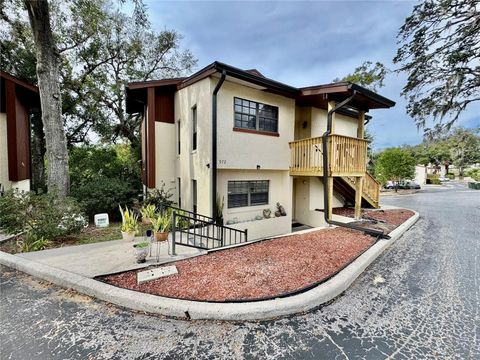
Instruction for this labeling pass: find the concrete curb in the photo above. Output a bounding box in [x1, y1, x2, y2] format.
[0, 209, 419, 321]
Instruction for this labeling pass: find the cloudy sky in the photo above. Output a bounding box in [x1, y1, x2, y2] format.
[143, 0, 479, 150]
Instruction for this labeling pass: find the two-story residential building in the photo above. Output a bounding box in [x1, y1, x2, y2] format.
[0, 72, 39, 193]
[126, 62, 394, 240]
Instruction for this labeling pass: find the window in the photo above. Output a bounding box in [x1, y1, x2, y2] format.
[192, 179, 197, 213]
[227, 180, 269, 208]
[234, 97, 278, 133]
[192, 105, 197, 151]
[177, 120, 181, 155]
[178, 178, 181, 208]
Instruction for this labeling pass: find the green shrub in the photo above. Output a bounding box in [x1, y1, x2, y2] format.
[0, 190, 86, 243]
[69, 144, 142, 221]
[466, 169, 480, 181]
[71, 177, 140, 221]
[446, 173, 455, 180]
[430, 178, 441, 185]
[143, 182, 175, 212]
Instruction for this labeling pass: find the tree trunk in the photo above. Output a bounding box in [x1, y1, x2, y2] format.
[30, 113, 47, 192]
[24, 0, 69, 196]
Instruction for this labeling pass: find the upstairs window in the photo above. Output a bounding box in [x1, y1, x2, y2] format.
[227, 180, 269, 208]
[192, 105, 197, 151]
[234, 97, 278, 133]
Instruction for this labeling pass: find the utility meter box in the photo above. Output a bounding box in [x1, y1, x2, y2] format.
[94, 213, 109, 228]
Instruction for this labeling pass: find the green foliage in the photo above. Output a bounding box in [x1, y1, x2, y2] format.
[447, 127, 480, 176]
[429, 178, 441, 185]
[144, 182, 175, 211]
[466, 169, 480, 181]
[18, 233, 51, 253]
[1, 0, 197, 147]
[69, 144, 142, 220]
[0, 190, 85, 243]
[446, 173, 455, 180]
[140, 204, 156, 221]
[334, 61, 388, 91]
[375, 148, 416, 185]
[134, 241, 150, 249]
[119, 205, 139, 234]
[394, 0, 480, 134]
[151, 211, 172, 233]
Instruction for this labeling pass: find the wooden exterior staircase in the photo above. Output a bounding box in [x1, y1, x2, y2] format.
[289, 134, 381, 212]
[333, 172, 380, 208]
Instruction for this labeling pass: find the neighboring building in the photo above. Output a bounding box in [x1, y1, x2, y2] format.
[126, 62, 395, 240]
[0, 72, 39, 193]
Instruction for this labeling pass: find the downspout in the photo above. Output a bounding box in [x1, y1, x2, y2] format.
[212, 70, 226, 219]
[321, 91, 389, 239]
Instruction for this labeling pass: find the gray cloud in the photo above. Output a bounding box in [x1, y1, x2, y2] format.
[146, 0, 479, 149]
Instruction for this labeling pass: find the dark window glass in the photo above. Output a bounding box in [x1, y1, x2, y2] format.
[192, 179, 197, 214]
[178, 177, 181, 208]
[233, 97, 278, 133]
[192, 105, 197, 151]
[227, 180, 269, 208]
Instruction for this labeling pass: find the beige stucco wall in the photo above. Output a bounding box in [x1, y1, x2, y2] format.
[293, 177, 344, 228]
[310, 108, 358, 138]
[0, 113, 9, 190]
[415, 165, 427, 185]
[154, 121, 176, 191]
[216, 79, 295, 170]
[174, 77, 213, 215]
[217, 169, 292, 239]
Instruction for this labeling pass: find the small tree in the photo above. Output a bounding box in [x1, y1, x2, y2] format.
[333, 61, 388, 91]
[447, 127, 480, 177]
[375, 148, 416, 192]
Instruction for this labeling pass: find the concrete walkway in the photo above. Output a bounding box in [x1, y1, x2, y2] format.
[17, 237, 206, 278]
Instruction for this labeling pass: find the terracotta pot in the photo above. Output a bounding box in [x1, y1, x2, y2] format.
[121, 231, 135, 242]
[154, 231, 169, 242]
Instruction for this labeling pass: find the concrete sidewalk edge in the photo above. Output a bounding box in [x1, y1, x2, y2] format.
[0, 209, 419, 321]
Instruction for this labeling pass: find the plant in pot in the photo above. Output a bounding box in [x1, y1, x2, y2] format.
[119, 205, 139, 241]
[151, 211, 171, 242]
[133, 241, 150, 263]
[140, 204, 156, 225]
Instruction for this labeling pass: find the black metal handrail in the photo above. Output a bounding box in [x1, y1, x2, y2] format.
[171, 210, 248, 252]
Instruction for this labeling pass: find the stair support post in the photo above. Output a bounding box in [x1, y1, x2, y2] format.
[354, 176, 363, 219]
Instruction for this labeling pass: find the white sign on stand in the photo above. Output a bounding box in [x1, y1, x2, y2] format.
[94, 213, 109, 228]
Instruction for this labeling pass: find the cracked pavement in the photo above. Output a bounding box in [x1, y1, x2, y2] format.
[1, 182, 479, 359]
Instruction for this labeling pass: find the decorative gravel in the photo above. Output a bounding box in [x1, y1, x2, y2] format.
[333, 208, 415, 226]
[101, 209, 414, 302]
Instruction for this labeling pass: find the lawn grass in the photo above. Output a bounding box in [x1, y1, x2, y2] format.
[0, 222, 153, 254]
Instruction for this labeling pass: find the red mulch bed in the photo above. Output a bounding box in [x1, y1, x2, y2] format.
[101, 209, 414, 302]
[333, 208, 415, 226]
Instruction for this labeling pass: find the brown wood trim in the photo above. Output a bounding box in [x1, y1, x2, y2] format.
[0, 71, 38, 93]
[128, 78, 184, 90]
[177, 68, 217, 90]
[146, 87, 156, 188]
[233, 127, 280, 137]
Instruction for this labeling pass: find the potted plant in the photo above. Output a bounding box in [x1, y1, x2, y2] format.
[133, 241, 150, 263]
[140, 204, 156, 225]
[151, 211, 171, 241]
[119, 205, 139, 241]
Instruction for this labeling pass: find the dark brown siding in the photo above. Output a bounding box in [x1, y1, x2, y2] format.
[154, 87, 175, 123]
[146, 87, 156, 188]
[5, 79, 31, 182]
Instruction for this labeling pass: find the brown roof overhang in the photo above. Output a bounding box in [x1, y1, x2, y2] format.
[297, 82, 395, 110]
[125, 63, 395, 114]
[0, 71, 38, 93]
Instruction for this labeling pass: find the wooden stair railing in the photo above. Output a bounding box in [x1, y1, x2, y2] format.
[343, 172, 380, 208]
